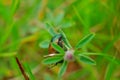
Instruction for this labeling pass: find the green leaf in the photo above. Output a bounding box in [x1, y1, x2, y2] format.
[79, 55, 96, 65]
[51, 34, 62, 42]
[43, 55, 63, 64]
[74, 52, 111, 58]
[58, 61, 68, 77]
[60, 21, 74, 28]
[23, 63, 35, 80]
[79, 52, 108, 56]
[39, 40, 50, 48]
[45, 23, 56, 36]
[59, 29, 72, 48]
[51, 43, 65, 54]
[75, 33, 95, 49]
[78, 52, 120, 65]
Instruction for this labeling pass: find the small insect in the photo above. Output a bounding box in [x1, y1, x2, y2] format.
[46, 33, 67, 68]
[48, 33, 64, 54]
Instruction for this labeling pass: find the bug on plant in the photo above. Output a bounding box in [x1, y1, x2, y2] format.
[43, 29, 96, 77]
[45, 33, 67, 67]
[49, 34, 64, 54]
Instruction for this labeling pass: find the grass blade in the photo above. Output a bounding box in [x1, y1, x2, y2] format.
[24, 63, 35, 80]
[0, 52, 17, 57]
[51, 43, 65, 54]
[11, 0, 20, 16]
[0, 4, 10, 23]
[105, 62, 116, 80]
[15, 57, 29, 80]
[58, 61, 68, 77]
[75, 33, 95, 49]
[73, 6, 87, 28]
[105, 52, 117, 80]
[0, 22, 15, 48]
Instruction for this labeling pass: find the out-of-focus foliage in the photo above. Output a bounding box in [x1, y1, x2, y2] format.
[0, 0, 120, 80]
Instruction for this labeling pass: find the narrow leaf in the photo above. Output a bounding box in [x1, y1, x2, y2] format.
[59, 29, 72, 48]
[0, 22, 15, 47]
[79, 52, 109, 56]
[45, 23, 56, 36]
[39, 40, 50, 48]
[51, 33, 62, 42]
[43, 55, 63, 64]
[51, 43, 65, 54]
[78, 52, 120, 65]
[60, 21, 74, 28]
[105, 62, 115, 80]
[75, 33, 95, 49]
[73, 6, 87, 28]
[58, 61, 68, 77]
[79, 55, 96, 65]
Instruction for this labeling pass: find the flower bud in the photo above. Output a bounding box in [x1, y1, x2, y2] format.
[64, 50, 75, 61]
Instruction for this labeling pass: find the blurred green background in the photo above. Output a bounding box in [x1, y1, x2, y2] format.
[0, 0, 120, 80]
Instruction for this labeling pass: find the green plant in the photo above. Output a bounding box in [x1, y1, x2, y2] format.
[43, 29, 96, 77]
